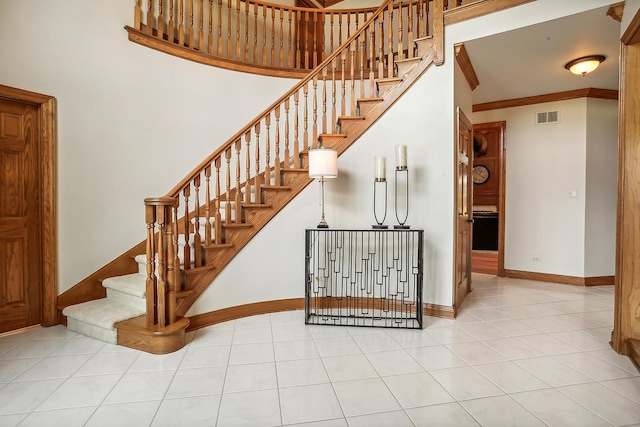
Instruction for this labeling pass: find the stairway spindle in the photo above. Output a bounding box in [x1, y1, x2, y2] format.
[182, 186, 191, 269]
[214, 157, 222, 244]
[254, 122, 261, 200]
[273, 105, 281, 185]
[224, 148, 232, 223]
[287, 10, 293, 68]
[350, 40, 356, 116]
[199, 0, 204, 50]
[322, 67, 327, 135]
[271, 7, 276, 66]
[312, 12, 318, 68]
[368, 24, 375, 95]
[303, 82, 309, 159]
[387, 1, 394, 78]
[236, 0, 241, 59]
[408, 0, 415, 58]
[208, 0, 214, 54]
[234, 139, 242, 223]
[227, 0, 232, 56]
[262, 5, 267, 65]
[378, 18, 384, 80]
[331, 60, 337, 134]
[284, 99, 290, 170]
[293, 92, 300, 168]
[245, 132, 252, 202]
[179, 0, 185, 46]
[264, 113, 271, 185]
[158, 0, 165, 39]
[204, 165, 212, 245]
[312, 75, 318, 147]
[217, 0, 223, 55]
[359, 33, 366, 98]
[193, 176, 202, 267]
[253, 3, 259, 64]
[398, 1, 404, 60]
[245, 2, 250, 61]
[189, 0, 195, 48]
[279, 8, 284, 67]
[168, 0, 175, 43]
[135, 0, 143, 30]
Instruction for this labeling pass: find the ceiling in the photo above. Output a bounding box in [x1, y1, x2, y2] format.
[463, 5, 621, 106]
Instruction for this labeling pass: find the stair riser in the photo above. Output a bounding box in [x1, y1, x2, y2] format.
[106, 288, 147, 312]
[67, 318, 117, 345]
[396, 60, 420, 79]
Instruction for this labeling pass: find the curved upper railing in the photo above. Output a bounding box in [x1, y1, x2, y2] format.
[131, 0, 433, 77]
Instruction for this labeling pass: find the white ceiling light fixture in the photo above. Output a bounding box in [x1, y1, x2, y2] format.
[564, 55, 606, 76]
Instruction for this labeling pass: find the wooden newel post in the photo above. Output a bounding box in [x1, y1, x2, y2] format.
[144, 197, 178, 328]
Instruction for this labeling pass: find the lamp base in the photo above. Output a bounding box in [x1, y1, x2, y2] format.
[372, 224, 389, 229]
[394, 224, 410, 229]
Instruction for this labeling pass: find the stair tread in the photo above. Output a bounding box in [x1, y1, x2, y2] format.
[377, 77, 403, 83]
[102, 273, 146, 298]
[62, 299, 146, 330]
[395, 56, 421, 64]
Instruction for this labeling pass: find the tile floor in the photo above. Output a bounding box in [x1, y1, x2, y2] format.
[1, 273, 639, 426]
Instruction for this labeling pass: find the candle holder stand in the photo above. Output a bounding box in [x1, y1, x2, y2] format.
[373, 179, 388, 229]
[394, 167, 410, 229]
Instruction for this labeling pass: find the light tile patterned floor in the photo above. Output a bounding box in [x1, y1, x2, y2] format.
[1, 273, 639, 426]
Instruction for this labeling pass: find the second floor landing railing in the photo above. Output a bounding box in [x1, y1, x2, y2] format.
[131, 0, 434, 77]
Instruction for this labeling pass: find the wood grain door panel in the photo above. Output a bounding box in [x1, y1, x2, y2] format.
[0, 99, 42, 333]
[455, 107, 473, 310]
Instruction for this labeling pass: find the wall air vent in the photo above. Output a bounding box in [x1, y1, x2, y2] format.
[536, 110, 560, 125]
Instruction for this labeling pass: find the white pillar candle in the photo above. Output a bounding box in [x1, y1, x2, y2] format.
[374, 156, 386, 180]
[396, 145, 407, 169]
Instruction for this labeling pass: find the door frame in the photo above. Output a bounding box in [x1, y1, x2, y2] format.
[612, 8, 640, 359]
[0, 84, 57, 327]
[472, 121, 506, 276]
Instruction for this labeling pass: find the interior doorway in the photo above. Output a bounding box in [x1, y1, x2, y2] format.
[471, 121, 506, 276]
[0, 85, 57, 332]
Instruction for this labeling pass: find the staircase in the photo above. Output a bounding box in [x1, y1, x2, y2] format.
[59, 0, 441, 354]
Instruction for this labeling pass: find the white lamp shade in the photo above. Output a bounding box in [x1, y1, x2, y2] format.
[309, 149, 338, 178]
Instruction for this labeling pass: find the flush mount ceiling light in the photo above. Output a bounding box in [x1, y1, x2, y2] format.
[564, 55, 606, 76]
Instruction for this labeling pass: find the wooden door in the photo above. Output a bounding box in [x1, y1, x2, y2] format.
[0, 98, 43, 333]
[454, 107, 473, 311]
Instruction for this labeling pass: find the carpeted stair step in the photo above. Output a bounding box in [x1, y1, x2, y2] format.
[63, 299, 146, 345]
[102, 273, 147, 311]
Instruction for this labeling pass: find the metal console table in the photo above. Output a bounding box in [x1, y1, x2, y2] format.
[305, 228, 423, 329]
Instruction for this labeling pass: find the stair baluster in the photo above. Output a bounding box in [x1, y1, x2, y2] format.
[205, 165, 212, 245]
[189, 0, 195, 48]
[274, 105, 281, 185]
[234, 139, 243, 222]
[193, 176, 202, 267]
[158, 0, 165, 40]
[254, 122, 261, 199]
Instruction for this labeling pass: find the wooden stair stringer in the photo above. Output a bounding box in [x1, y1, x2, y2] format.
[169, 37, 438, 320]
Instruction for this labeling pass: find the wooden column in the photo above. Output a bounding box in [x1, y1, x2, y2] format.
[433, 0, 444, 65]
[613, 10, 640, 369]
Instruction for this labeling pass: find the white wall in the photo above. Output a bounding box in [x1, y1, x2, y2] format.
[189, 59, 458, 313]
[0, 0, 296, 293]
[622, 0, 640, 36]
[584, 98, 618, 276]
[473, 98, 618, 278]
